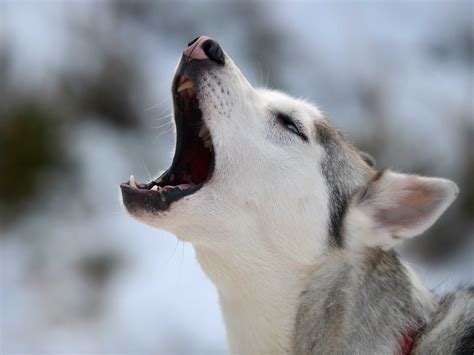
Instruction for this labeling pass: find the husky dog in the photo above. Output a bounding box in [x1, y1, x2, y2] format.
[121, 36, 473, 354]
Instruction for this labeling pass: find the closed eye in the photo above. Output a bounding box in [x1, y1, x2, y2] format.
[276, 112, 307, 141]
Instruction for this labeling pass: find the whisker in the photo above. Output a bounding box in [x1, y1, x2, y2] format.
[144, 97, 171, 112]
[142, 159, 153, 181]
[161, 125, 176, 135]
[158, 239, 180, 268]
[153, 126, 175, 142]
[152, 113, 173, 123]
[110, 210, 125, 216]
[151, 121, 174, 130]
[258, 61, 263, 87]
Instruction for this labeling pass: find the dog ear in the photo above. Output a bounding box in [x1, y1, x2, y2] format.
[359, 151, 376, 168]
[346, 170, 458, 251]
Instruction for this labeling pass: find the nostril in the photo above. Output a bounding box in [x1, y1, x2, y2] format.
[201, 39, 225, 65]
[187, 36, 200, 47]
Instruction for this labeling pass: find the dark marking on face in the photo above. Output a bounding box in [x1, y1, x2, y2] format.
[315, 119, 374, 248]
[316, 121, 351, 247]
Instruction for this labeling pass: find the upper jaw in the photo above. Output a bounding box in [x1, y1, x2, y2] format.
[121, 59, 219, 216]
[172, 56, 216, 96]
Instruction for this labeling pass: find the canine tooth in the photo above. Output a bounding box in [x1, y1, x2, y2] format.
[204, 139, 212, 148]
[199, 125, 209, 138]
[177, 80, 194, 93]
[151, 185, 158, 191]
[129, 175, 137, 189]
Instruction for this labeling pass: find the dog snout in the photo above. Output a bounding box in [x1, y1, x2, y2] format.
[183, 36, 225, 65]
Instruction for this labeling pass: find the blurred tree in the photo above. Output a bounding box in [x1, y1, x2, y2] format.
[0, 102, 65, 226]
[60, 7, 147, 129]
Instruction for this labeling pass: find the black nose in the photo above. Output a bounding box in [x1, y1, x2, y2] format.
[183, 36, 225, 65]
[201, 39, 225, 65]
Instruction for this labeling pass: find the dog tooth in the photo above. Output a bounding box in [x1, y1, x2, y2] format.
[199, 125, 209, 138]
[129, 175, 137, 189]
[177, 184, 192, 190]
[177, 80, 194, 93]
[151, 185, 158, 191]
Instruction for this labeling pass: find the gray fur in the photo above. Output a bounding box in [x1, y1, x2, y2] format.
[123, 37, 472, 355]
[299, 121, 473, 354]
[293, 250, 430, 354]
[315, 120, 373, 248]
[292, 248, 474, 354]
[414, 288, 474, 355]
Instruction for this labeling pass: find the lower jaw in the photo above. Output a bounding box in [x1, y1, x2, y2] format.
[120, 180, 204, 215]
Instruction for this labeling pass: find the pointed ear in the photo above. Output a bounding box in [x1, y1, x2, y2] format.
[346, 170, 458, 251]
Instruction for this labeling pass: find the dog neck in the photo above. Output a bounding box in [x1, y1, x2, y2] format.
[194, 242, 310, 355]
[193, 222, 324, 354]
[192, 233, 434, 355]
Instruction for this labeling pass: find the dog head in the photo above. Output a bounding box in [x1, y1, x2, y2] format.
[121, 36, 458, 263]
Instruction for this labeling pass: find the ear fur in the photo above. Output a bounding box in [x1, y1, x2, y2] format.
[345, 170, 459, 251]
[359, 151, 376, 168]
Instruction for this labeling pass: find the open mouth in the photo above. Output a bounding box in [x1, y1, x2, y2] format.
[121, 75, 215, 212]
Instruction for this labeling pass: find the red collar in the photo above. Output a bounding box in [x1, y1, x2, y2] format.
[399, 325, 422, 355]
[399, 332, 415, 355]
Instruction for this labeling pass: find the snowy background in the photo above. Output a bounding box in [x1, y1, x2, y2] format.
[1, 1, 473, 354]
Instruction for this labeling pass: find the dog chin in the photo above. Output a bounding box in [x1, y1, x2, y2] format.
[122, 187, 214, 237]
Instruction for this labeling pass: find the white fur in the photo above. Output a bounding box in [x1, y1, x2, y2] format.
[136, 55, 334, 352]
[125, 48, 459, 354]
